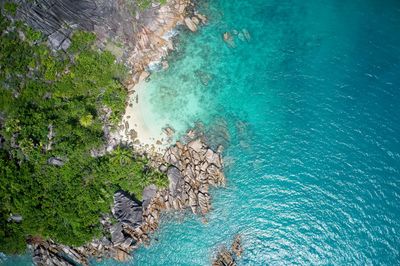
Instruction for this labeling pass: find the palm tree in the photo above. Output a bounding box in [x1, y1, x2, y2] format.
[79, 114, 93, 127]
[110, 146, 132, 166]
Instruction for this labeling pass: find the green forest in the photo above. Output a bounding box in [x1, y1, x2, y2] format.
[0, 13, 167, 254]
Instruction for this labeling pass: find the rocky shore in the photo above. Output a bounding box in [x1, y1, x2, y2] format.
[212, 235, 243, 266]
[4, 1, 227, 265]
[30, 137, 225, 265]
[115, 0, 209, 151]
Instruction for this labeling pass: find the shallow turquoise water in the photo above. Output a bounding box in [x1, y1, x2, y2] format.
[3, 0, 400, 265]
[130, 0, 400, 264]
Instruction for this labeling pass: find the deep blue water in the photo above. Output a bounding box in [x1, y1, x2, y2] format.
[3, 0, 400, 265]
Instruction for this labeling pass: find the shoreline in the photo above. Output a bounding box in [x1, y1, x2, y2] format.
[112, 0, 209, 155]
[27, 0, 224, 265]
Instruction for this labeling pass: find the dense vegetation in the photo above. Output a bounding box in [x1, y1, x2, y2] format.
[0, 13, 167, 254]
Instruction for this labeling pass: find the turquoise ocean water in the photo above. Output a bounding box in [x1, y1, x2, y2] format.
[3, 0, 400, 265]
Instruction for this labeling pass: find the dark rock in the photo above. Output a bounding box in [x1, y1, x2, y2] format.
[113, 191, 142, 227]
[142, 184, 157, 209]
[110, 222, 125, 245]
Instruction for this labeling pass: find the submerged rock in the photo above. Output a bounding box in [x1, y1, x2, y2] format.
[212, 235, 243, 266]
[212, 247, 235, 266]
[242, 29, 251, 41]
[231, 235, 243, 257]
[223, 32, 235, 47]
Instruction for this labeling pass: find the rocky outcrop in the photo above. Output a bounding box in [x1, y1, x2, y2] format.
[231, 235, 243, 258]
[212, 247, 235, 266]
[31, 137, 225, 265]
[162, 139, 225, 214]
[212, 235, 243, 266]
[121, 138, 225, 246]
[121, 0, 210, 98]
[31, 239, 89, 266]
[112, 191, 142, 227]
[5, 0, 208, 86]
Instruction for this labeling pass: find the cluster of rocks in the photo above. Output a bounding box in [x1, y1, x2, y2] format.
[31, 138, 225, 265]
[212, 235, 243, 266]
[4, 0, 207, 86]
[163, 138, 225, 214]
[222, 28, 251, 48]
[123, 0, 208, 87]
[119, 138, 226, 245]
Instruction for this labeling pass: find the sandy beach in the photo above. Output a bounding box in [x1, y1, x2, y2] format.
[119, 80, 172, 153]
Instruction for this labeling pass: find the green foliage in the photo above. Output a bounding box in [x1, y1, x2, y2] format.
[68, 30, 96, 53]
[0, 15, 167, 254]
[3, 2, 18, 16]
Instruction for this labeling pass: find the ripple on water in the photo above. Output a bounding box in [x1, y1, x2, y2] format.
[9, 0, 400, 265]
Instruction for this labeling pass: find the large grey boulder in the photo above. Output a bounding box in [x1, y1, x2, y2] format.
[112, 191, 142, 227]
[142, 184, 157, 210]
[110, 222, 125, 245]
[48, 29, 72, 51]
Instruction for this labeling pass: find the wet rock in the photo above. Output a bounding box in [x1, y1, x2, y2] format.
[231, 235, 243, 257]
[184, 17, 198, 32]
[162, 126, 175, 138]
[223, 32, 235, 48]
[139, 71, 150, 82]
[212, 247, 235, 266]
[196, 13, 207, 24]
[191, 16, 200, 25]
[114, 247, 131, 262]
[212, 235, 243, 266]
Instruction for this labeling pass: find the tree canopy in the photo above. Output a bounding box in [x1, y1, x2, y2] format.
[0, 13, 167, 254]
